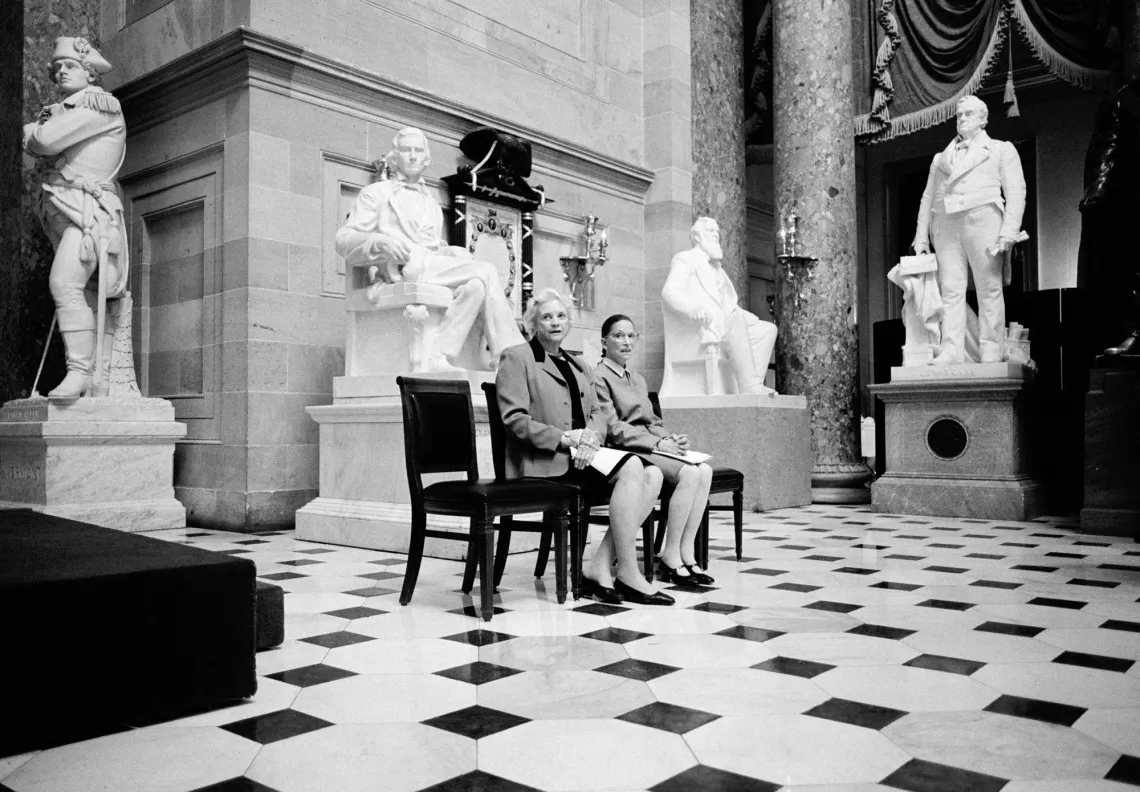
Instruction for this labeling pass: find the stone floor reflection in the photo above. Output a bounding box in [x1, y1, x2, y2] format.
[2, 504, 1139, 792]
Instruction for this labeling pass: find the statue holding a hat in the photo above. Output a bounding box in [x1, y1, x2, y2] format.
[22, 36, 132, 398]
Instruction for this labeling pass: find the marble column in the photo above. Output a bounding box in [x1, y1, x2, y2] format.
[772, 0, 870, 503]
[690, 0, 746, 296]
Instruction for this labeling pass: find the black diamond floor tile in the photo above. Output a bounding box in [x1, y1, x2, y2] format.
[928, 543, 965, 549]
[971, 580, 1022, 590]
[924, 565, 969, 574]
[983, 693, 1086, 727]
[834, 566, 878, 575]
[965, 553, 1006, 560]
[221, 709, 333, 745]
[441, 629, 515, 647]
[1106, 754, 1140, 786]
[903, 653, 985, 676]
[770, 582, 821, 593]
[1103, 619, 1140, 633]
[323, 606, 388, 620]
[341, 586, 399, 598]
[266, 663, 358, 688]
[741, 567, 788, 576]
[804, 697, 907, 730]
[447, 605, 510, 618]
[975, 621, 1045, 638]
[259, 571, 307, 581]
[1101, 563, 1140, 572]
[299, 631, 376, 649]
[580, 626, 653, 644]
[189, 777, 285, 792]
[417, 770, 542, 792]
[276, 559, 324, 567]
[294, 548, 336, 555]
[233, 539, 270, 545]
[1011, 564, 1059, 573]
[368, 558, 406, 565]
[1027, 596, 1085, 610]
[571, 602, 630, 616]
[434, 661, 523, 685]
[616, 701, 720, 734]
[1069, 578, 1119, 588]
[1074, 541, 1111, 547]
[358, 570, 403, 581]
[422, 705, 529, 739]
[804, 600, 862, 614]
[852, 543, 890, 550]
[185, 531, 213, 537]
[802, 554, 843, 562]
[871, 581, 924, 592]
[1053, 650, 1135, 673]
[848, 623, 917, 641]
[715, 625, 785, 642]
[1002, 542, 1038, 548]
[885, 554, 927, 561]
[779, 544, 812, 550]
[596, 658, 680, 682]
[221, 549, 252, 555]
[1045, 551, 1086, 558]
[650, 764, 780, 792]
[752, 656, 835, 678]
[662, 583, 719, 594]
[689, 601, 747, 614]
[880, 757, 1008, 792]
[917, 599, 974, 611]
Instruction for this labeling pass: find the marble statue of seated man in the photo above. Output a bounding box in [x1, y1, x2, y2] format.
[660, 217, 778, 397]
[335, 126, 524, 371]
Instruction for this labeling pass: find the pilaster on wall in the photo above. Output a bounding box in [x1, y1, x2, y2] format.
[641, 0, 692, 391]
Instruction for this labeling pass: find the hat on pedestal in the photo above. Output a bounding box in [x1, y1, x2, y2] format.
[51, 36, 113, 74]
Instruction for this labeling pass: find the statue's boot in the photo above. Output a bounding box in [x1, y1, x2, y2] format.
[1104, 331, 1139, 356]
[48, 307, 96, 398]
[726, 319, 775, 396]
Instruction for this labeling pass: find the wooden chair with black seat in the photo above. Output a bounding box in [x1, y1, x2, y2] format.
[396, 376, 580, 622]
[648, 391, 745, 567]
[481, 382, 656, 596]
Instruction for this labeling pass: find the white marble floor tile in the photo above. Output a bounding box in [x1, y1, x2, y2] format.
[882, 710, 1120, 781]
[246, 723, 475, 792]
[648, 667, 828, 716]
[478, 635, 628, 672]
[815, 664, 999, 711]
[787, 786, 898, 792]
[851, 604, 987, 631]
[281, 611, 350, 639]
[0, 751, 39, 782]
[155, 676, 300, 726]
[709, 580, 819, 608]
[1072, 707, 1140, 755]
[255, 638, 331, 676]
[479, 608, 609, 637]
[351, 607, 481, 639]
[275, 575, 387, 594]
[901, 627, 1060, 663]
[478, 719, 696, 791]
[279, 591, 365, 615]
[1035, 627, 1140, 659]
[765, 632, 919, 666]
[975, 603, 1107, 630]
[478, 670, 655, 719]
[729, 606, 862, 634]
[324, 637, 478, 675]
[1084, 599, 1140, 621]
[686, 714, 910, 786]
[1001, 781, 1138, 792]
[972, 662, 1140, 708]
[917, 583, 1038, 605]
[291, 672, 475, 723]
[801, 586, 925, 609]
[3, 727, 258, 792]
[605, 607, 737, 635]
[625, 634, 776, 668]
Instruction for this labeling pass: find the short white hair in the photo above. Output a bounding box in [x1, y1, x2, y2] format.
[957, 95, 988, 124]
[690, 216, 718, 245]
[384, 127, 431, 173]
[522, 288, 571, 336]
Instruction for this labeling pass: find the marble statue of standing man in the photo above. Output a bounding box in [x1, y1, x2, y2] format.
[913, 95, 1027, 365]
[336, 127, 524, 371]
[23, 37, 129, 398]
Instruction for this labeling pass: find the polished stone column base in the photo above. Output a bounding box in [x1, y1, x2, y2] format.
[811, 463, 872, 505]
[873, 474, 1044, 521]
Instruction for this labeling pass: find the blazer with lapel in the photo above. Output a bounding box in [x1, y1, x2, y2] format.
[496, 338, 608, 478]
[914, 130, 1027, 249]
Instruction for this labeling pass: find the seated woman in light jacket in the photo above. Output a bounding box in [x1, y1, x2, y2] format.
[496, 290, 674, 606]
[593, 314, 715, 587]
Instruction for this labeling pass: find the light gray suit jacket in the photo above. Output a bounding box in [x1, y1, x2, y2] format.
[496, 338, 608, 479]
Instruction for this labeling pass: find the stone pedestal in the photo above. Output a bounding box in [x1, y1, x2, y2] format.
[658, 393, 811, 511]
[0, 397, 187, 531]
[871, 366, 1044, 520]
[295, 373, 543, 559]
[1081, 365, 1140, 537]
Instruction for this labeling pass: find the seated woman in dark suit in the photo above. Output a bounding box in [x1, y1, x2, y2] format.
[594, 314, 715, 586]
[496, 290, 674, 606]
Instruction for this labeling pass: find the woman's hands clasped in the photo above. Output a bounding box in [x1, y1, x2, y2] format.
[565, 428, 603, 469]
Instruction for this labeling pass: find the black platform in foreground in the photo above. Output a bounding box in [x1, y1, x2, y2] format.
[0, 509, 257, 753]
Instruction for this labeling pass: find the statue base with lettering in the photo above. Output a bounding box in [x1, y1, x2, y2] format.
[0, 397, 187, 531]
[295, 374, 544, 560]
[871, 363, 1044, 520]
[657, 393, 811, 511]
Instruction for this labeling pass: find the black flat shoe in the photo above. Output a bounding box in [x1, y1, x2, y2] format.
[684, 565, 715, 585]
[656, 559, 700, 588]
[580, 575, 623, 604]
[613, 579, 675, 606]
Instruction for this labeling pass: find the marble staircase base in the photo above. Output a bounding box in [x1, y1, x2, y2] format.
[0, 396, 187, 532]
[657, 393, 812, 511]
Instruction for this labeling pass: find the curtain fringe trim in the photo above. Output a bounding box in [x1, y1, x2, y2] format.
[1009, 0, 1112, 93]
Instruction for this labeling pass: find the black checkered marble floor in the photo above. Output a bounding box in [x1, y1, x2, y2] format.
[3, 505, 1139, 792]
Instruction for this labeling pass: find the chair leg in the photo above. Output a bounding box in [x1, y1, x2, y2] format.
[653, 495, 670, 554]
[699, 506, 710, 569]
[734, 488, 744, 560]
[572, 501, 588, 599]
[460, 518, 479, 595]
[478, 517, 495, 622]
[400, 510, 427, 606]
[494, 516, 513, 587]
[641, 516, 654, 581]
[534, 530, 552, 579]
[554, 509, 568, 605]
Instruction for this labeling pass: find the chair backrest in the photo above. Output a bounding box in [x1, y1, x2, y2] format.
[480, 382, 509, 481]
[396, 377, 479, 499]
[648, 391, 663, 420]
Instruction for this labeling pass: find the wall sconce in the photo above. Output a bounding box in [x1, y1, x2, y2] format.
[560, 213, 608, 312]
